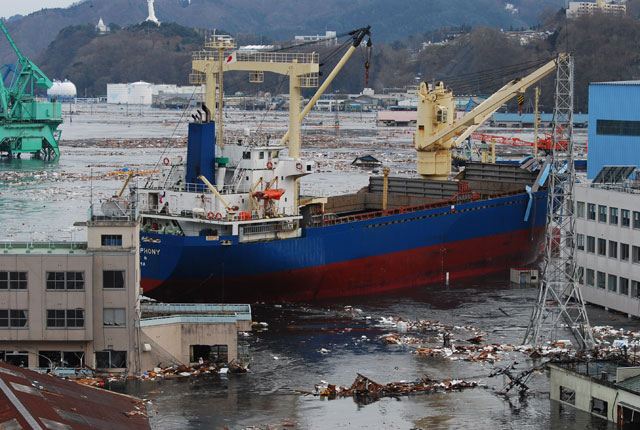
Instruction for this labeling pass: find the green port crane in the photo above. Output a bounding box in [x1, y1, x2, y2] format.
[0, 21, 62, 160]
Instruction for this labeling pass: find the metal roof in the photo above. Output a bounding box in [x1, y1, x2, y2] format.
[617, 374, 640, 395]
[0, 362, 150, 430]
[592, 165, 636, 184]
[591, 80, 640, 86]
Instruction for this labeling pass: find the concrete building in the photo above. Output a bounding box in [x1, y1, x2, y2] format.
[587, 81, 640, 179]
[567, 0, 626, 19]
[550, 361, 640, 426]
[0, 218, 141, 374]
[0, 210, 252, 376]
[575, 171, 640, 317]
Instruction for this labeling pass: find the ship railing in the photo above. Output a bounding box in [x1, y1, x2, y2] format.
[241, 223, 280, 235]
[320, 189, 526, 226]
[192, 50, 319, 65]
[141, 182, 250, 195]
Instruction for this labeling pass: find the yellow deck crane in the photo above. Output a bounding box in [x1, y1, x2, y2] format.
[414, 55, 564, 179]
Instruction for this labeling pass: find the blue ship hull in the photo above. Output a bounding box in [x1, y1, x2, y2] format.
[140, 191, 547, 302]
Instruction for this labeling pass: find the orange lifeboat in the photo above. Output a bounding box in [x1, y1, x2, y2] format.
[253, 189, 285, 200]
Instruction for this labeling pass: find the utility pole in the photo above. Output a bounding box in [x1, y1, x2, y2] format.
[523, 54, 594, 350]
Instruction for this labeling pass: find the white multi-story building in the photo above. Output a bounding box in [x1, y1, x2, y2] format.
[567, 0, 626, 19]
[575, 173, 640, 317]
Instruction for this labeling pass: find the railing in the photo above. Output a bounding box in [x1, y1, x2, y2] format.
[0, 241, 87, 251]
[192, 50, 319, 64]
[590, 182, 640, 195]
[242, 223, 280, 235]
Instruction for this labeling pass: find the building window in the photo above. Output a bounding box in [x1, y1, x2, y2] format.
[634, 281, 640, 299]
[0, 351, 28, 367]
[608, 274, 617, 293]
[609, 207, 618, 225]
[560, 386, 576, 405]
[634, 211, 640, 229]
[0, 310, 28, 328]
[620, 243, 629, 261]
[259, 151, 264, 160]
[190, 344, 229, 364]
[596, 119, 640, 136]
[577, 234, 585, 251]
[586, 269, 595, 287]
[103, 270, 125, 289]
[46, 309, 84, 329]
[578, 267, 584, 284]
[38, 351, 84, 368]
[597, 271, 606, 289]
[103, 308, 126, 327]
[46, 272, 84, 291]
[598, 205, 607, 223]
[633, 246, 640, 264]
[576, 201, 585, 218]
[591, 397, 608, 417]
[95, 350, 127, 369]
[622, 209, 631, 227]
[0, 271, 28, 290]
[609, 241, 618, 259]
[101, 235, 122, 246]
[587, 236, 595, 253]
[598, 238, 607, 256]
[587, 203, 596, 220]
[620, 277, 629, 296]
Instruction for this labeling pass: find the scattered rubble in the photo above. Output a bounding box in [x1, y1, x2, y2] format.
[297, 373, 480, 400]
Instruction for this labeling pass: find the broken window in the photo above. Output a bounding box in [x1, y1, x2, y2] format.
[559, 386, 575, 405]
[1, 351, 28, 367]
[95, 350, 127, 369]
[190, 344, 228, 364]
[591, 397, 608, 417]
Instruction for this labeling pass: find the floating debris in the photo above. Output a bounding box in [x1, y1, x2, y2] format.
[297, 373, 480, 400]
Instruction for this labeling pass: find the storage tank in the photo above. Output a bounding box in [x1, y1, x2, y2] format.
[129, 81, 153, 105]
[47, 79, 77, 100]
[107, 83, 129, 104]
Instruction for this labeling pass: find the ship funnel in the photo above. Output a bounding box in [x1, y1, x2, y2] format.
[186, 121, 216, 189]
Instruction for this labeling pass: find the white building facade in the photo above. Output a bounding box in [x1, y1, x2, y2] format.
[575, 182, 640, 317]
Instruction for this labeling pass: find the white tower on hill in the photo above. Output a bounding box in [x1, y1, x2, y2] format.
[146, 0, 160, 25]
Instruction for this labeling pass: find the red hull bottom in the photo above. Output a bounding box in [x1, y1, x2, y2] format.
[142, 227, 545, 303]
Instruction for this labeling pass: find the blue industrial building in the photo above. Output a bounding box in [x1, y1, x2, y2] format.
[587, 81, 640, 179]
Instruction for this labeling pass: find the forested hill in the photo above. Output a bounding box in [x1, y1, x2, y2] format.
[35, 12, 640, 113]
[1, 0, 565, 68]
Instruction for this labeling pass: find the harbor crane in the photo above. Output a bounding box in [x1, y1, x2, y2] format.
[0, 21, 62, 160]
[414, 57, 560, 179]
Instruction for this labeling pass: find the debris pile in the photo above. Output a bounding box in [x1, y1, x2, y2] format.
[297, 373, 480, 400]
[138, 361, 248, 381]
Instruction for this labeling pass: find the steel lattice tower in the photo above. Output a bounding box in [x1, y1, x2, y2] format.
[523, 54, 595, 350]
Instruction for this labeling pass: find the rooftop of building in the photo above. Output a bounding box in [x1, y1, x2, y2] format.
[0, 362, 150, 429]
[0, 241, 88, 255]
[591, 80, 640, 86]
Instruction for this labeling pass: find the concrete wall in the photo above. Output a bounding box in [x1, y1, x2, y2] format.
[549, 364, 619, 423]
[139, 322, 238, 371]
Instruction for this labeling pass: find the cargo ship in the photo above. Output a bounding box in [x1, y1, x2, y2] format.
[133, 27, 552, 302]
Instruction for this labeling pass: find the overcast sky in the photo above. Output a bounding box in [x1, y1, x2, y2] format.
[2, 0, 78, 19]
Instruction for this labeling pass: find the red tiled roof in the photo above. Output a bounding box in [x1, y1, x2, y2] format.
[0, 362, 150, 430]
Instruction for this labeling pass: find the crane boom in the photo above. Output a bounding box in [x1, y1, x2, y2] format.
[414, 55, 563, 179]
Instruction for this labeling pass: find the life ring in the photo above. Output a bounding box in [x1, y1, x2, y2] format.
[296, 162, 303, 171]
[207, 211, 214, 220]
[266, 161, 273, 169]
[215, 212, 222, 221]
[163, 157, 170, 166]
